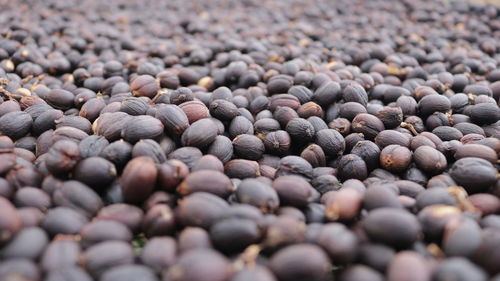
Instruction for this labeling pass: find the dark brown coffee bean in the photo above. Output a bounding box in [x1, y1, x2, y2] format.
[375, 130, 411, 148]
[32, 109, 63, 136]
[55, 115, 92, 134]
[179, 100, 210, 124]
[235, 178, 279, 213]
[433, 257, 487, 281]
[338, 154, 368, 181]
[96, 204, 143, 234]
[470, 103, 500, 125]
[93, 112, 131, 141]
[0, 111, 32, 140]
[339, 102, 368, 121]
[387, 251, 430, 281]
[181, 118, 218, 148]
[413, 146, 447, 175]
[164, 248, 232, 281]
[45, 89, 75, 110]
[168, 147, 203, 169]
[312, 175, 341, 194]
[442, 217, 482, 257]
[229, 116, 254, 138]
[154, 104, 189, 137]
[100, 140, 132, 170]
[121, 156, 157, 204]
[6, 165, 43, 189]
[363, 208, 420, 249]
[273, 106, 299, 128]
[276, 155, 313, 179]
[156, 160, 189, 192]
[119, 97, 150, 116]
[254, 118, 281, 136]
[315, 129, 345, 157]
[450, 157, 497, 193]
[141, 204, 176, 238]
[351, 140, 380, 171]
[286, 118, 315, 143]
[80, 220, 132, 248]
[233, 134, 265, 160]
[132, 139, 167, 163]
[379, 145, 412, 172]
[178, 227, 213, 253]
[45, 140, 80, 176]
[178, 170, 234, 198]
[81, 241, 135, 278]
[308, 116, 329, 132]
[363, 184, 402, 211]
[352, 113, 385, 140]
[41, 239, 81, 271]
[121, 115, 164, 143]
[224, 159, 260, 179]
[269, 244, 331, 281]
[410, 135, 436, 150]
[210, 218, 261, 254]
[140, 237, 177, 272]
[42, 207, 88, 236]
[272, 176, 318, 207]
[454, 143, 497, 164]
[263, 130, 291, 156]
[130, 75, 159, 98]
[358, 243, 395, 273]
[52, 180, 103, 218]
[13, 187, 51, 210]
[176, 192, 228, 229]
[313, 81, 341, 106]
[73, 157, 117, 191]
[432, 126, 464, 141]
[78, 135, 109, 159]
[315, 223, 358, 264]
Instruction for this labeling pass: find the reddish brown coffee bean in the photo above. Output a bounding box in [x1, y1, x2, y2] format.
[179, 100, 210, 124]
[121, 156, 157, 204]
[224, 159, 260, 179]
[413, 146, 447, 175]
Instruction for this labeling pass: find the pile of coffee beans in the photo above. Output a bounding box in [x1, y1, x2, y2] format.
[0, 0, 499, 280]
